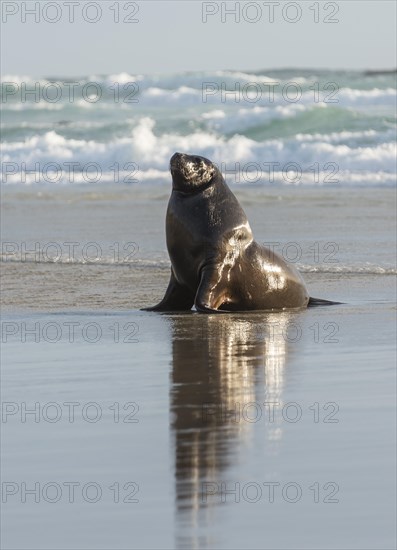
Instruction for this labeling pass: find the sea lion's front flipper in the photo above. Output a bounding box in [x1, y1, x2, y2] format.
[308, 297, 343, 306]
[194, 267, 230, 314]
[142, 270, 194, 311]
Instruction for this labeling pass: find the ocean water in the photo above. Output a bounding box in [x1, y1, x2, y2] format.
[1, 69, 396, 549]
[1, 69, 396, 185]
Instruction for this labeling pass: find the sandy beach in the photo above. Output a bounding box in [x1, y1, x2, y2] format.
[1, 182, 396, 549]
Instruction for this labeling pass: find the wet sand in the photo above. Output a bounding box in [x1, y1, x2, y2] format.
[1, 184, 396, 549]
[2, 304, 396, 549]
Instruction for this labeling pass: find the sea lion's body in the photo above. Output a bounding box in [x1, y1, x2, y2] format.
[144, 153, 330, 313]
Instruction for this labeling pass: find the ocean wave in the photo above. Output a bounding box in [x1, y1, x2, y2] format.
[2, 71, 395, 110]
[138, 86, 397, 109]
[3, 102, 64, 111]
[90, 72, 144, 85]
[3, 69, 395, 88]
[295, 128, 397, 144]
[338, 87, 397, 106]
[2, 252, 395, 275]
[298, 264, 397, 275]
[89, 70, 307, 90]
[2, 118, 396, 181]
[1, 100, 132, 112]
[199, 104, 309, 133]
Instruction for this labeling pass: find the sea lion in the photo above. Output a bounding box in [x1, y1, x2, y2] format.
[143, 152, 336, 313]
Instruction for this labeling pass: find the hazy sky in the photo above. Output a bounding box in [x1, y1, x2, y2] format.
[1, 0, 396, 76]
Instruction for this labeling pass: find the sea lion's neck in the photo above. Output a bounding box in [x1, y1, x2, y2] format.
[171, 173, 226, 195]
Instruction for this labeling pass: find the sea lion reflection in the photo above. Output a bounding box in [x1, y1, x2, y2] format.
[170, 312, 295, 515]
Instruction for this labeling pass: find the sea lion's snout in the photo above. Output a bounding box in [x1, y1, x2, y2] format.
[170, 152, 185, 172]
[170, 151, 183, 164]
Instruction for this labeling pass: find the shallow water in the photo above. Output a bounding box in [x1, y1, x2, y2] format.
[1, 303, 396, 549]
[1, 183, 396, 548]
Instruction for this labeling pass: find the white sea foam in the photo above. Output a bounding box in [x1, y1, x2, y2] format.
[138, 86, 396, 109]
[2, 68, 396, 187]
[337, 87, 397, 106]
[1, 249, 395, 274]
[298, 264, 397, 275]
[200, 104, 309, 133]
[101, 72, 144, 85]
[2, 118, 396, 185]
[2, 76, 395, 115]
[295, 129, 394, 143]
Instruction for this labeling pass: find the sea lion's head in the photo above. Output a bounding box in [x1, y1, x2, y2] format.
[170, 152, 217, 192]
